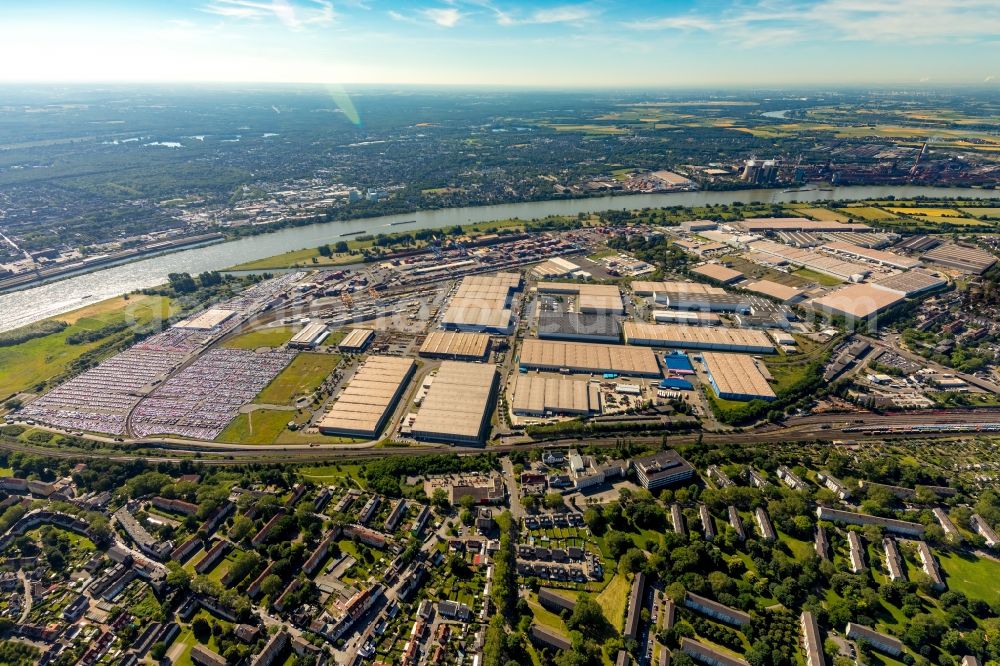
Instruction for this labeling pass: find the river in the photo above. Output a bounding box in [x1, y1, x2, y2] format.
[1, 184, 997, 332]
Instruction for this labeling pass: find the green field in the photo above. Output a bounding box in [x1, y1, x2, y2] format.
[216, 409, 293, 444]
[255, 352, 341, 405]
[221, 326, 296, 349]
[794, 207, 849, 222]
[843, 206, 899, 221]
[595, 573, 630, 631]
[961, 207, 1000, 219]
[792, 268, 843, 286]
[298, 463, 364, 484]
[937, 550, 1000, 606]
[0, 294, 174, 399]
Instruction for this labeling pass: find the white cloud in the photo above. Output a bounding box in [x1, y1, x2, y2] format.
[202, 0, 334, 29]
[422, 7, 463, 27]
[626, 0, 1000, 45]
[498, 4, 596, 26]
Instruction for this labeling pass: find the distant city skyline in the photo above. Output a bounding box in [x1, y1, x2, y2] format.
[0, 0, 997, 86]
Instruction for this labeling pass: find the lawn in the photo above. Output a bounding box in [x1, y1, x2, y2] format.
[937, 550, 1000, 606]
[255, 352, 341, 405]
[222, 326, 296, 349]
[595, 573, 630, 631]
[298, 463, 364, 485]
[792, 268, 843, 286]
[0, 294, 173, 399]
[528, 592, 569, 632]
[216, 409, 293, 444]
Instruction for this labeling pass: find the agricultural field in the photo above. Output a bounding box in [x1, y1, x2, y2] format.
[843, 206, 900, 221]
[885, 207, 988, 225]
[0, 294, 174, 399]
[793, 207, 849, 222]
[961, 207, 1000, 219]
[254, 352, 341, 405]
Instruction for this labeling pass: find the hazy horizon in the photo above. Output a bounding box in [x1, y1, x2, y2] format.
[1, 0, 997, 87]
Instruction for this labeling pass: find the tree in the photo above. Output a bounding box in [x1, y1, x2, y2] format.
[334, 241, 349, 253]
[260, 574, 283, 600]
[166, 562, 192, 590]
[522, 495, 538, 512]
[544, 493, 565, 511]
[432, 488, 450, 509]
[318, 244, 333, 257]
[566, 595, 611, 636]
[150, 642, 167, 660]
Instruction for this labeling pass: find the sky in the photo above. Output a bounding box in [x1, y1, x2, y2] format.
[0, 0, 997, 87]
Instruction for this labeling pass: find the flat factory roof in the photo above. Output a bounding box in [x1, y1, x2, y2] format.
[921, 243, 997, 274]
[419, 331, 491, 360]
[537, 312, 620, 340]
[742, 279, 803, 302]
[632, 281, 724, 296]
[338, 328, 375, 350]
[810, 283, 905, 319]
[511, 375, 594, 415]
[823, 241, 921, 270]
[318, 356, 415, 437]
[691, 263, 743, 284]
[536, 281, 624, 313]
[410, 361, 497, 442]
[702, 352, 776, 401]
[736, 217, 872, 232]
[872, 269, 946, 296]
[174, 308, 237, 330]
[519, 339, 661, 376]
[622, 323, 774, 353]
[442, 273, 522, 331]
[290, 322, 329, 345]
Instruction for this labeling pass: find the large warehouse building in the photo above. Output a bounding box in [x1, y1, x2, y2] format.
[418, 331, 491, 361]
[318, 356, 416, 438]
[872, 269, 946, 297]
[519, 339, 661, 377]
[441, 273, 523, 334]
[921, 243, 997, 274]
[288, 322, 329, 349]
[823, 241, 921, 270]
[809, 283, 905, 320]
[536, 282, 624, 314]
[691, 263, 744, 285]
[410, 361, 498, 444]
[337, 328, 375, 352]
[537, 312, 621, 343]
[622, 323, 774, 353]
[632, 281, 722, 297]
[175, 308, 237, 330]
[742, 279, 805, 304]
[701, 352, 776, 401]
[510, 375, 599, 417]
[748, 240, 871, 282]
[734, 217, 872, 233]
[654, 290, 750, 313]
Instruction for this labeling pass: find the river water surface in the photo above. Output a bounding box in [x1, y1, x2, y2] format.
[1, 184, 997, 332]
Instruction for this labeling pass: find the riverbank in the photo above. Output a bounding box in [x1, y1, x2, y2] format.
[2, 184, 998, 333]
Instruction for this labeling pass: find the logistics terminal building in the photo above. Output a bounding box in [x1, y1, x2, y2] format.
[622, 323, 774, 353]
[318, 356, 416, 438]
[441, 273, 523, 334]
[518, 339, 661, 377]
[701, 352, 776, 401]
[411, 361, 498, 445]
